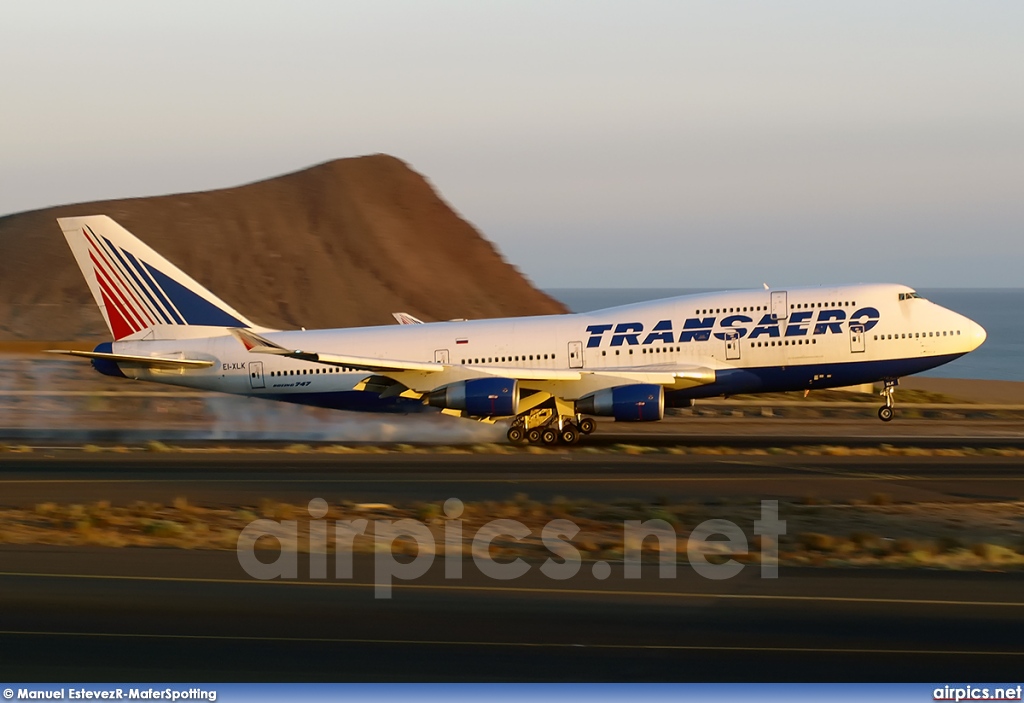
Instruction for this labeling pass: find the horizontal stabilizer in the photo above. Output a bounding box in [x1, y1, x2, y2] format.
[46, 349, 215, 369]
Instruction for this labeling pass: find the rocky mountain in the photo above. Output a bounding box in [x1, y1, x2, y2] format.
[0, 155, 566, 340]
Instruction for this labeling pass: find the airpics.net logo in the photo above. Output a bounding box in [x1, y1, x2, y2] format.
[235, 498, 786, 598]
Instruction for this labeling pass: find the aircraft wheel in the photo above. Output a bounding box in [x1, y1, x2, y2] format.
[527, 428, 543, 444]
[541, 427, 559, 445]
[507, 426, 527, 444]
[560, 427, 579, 444]
[878, 406, 894, 422]
[578, 418, 596, 435]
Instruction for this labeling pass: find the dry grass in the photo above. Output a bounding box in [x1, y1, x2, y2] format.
[2, 494, 1022, 570]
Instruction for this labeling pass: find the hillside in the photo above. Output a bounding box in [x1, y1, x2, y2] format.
[0, 155, 566, 340]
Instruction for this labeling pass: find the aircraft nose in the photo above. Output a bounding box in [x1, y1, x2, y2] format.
[969, 319, 987, 350]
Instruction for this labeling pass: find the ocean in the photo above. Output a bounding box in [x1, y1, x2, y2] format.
[546, 288, 1024, 382]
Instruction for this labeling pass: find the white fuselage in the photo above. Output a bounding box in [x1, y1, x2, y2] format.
[105, 283, 986, 411]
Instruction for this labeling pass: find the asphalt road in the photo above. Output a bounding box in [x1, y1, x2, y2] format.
[0, 547, 1022, 681]
[1, 452, 1023, 505]
[3, 415, 1024, 445]
[2, 453, 1023, 682]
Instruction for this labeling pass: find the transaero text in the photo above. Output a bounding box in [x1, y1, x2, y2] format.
[585, 307, 881, 347]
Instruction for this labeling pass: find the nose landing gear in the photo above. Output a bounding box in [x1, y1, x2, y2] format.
[878, 379, 898, 422]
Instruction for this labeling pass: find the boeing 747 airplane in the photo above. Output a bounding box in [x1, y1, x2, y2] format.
[50, 216, 987, 444]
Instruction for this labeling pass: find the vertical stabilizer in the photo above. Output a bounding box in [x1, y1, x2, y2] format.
[57, 215, 256, 340]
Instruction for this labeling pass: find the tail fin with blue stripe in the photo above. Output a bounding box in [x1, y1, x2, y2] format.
[57, 215, 256, 340]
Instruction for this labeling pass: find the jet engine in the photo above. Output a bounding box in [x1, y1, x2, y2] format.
[427, 378, 519, 417]
[575, 384, 664, 422]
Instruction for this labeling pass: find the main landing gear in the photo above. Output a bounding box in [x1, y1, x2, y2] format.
[878, 379, 898, 422]
[506, 408, 597, 445]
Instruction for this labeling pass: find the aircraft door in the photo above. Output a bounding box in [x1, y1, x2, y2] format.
[771, 291, 788, 320]
[724, 330, 741, 361]
[434, 349, 450, 364]
[568, 341, 584, 368]
[850, 324, 866, 353]
[248, 361, 265, 389]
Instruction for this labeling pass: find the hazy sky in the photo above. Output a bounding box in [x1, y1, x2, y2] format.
[2, 1, 1022, 288]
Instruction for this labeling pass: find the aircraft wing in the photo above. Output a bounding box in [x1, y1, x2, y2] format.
[230, 329, 713, 387]
[233, 328, 581, 380]
[231, 328, 441, 373]
[46, 349, 215, 369]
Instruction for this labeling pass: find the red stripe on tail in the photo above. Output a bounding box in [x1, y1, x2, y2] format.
[97, 276, 136, 340]
[83, 230, 156, 329]
[90, 251, 149, 334]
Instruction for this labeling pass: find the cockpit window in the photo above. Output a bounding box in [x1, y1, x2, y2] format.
[899, 291, 923, 301]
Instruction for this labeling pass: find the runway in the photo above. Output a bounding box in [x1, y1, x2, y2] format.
[2, 452, 1023, 681]
[1, 452, 1023, 505]
[1, 547, 1022, 681]
[3, 411, 1024, 447]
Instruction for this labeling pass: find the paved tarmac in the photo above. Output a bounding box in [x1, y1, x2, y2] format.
[2, 453, 1023, 682]
[0, 547, 1022, 681]
[1, 453, 1023, 506]
[3, 415, 1024, 444]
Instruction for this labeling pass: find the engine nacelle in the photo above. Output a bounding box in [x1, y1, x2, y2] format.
[427, 378, 519, 417]
[576, 384, 665, 422]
